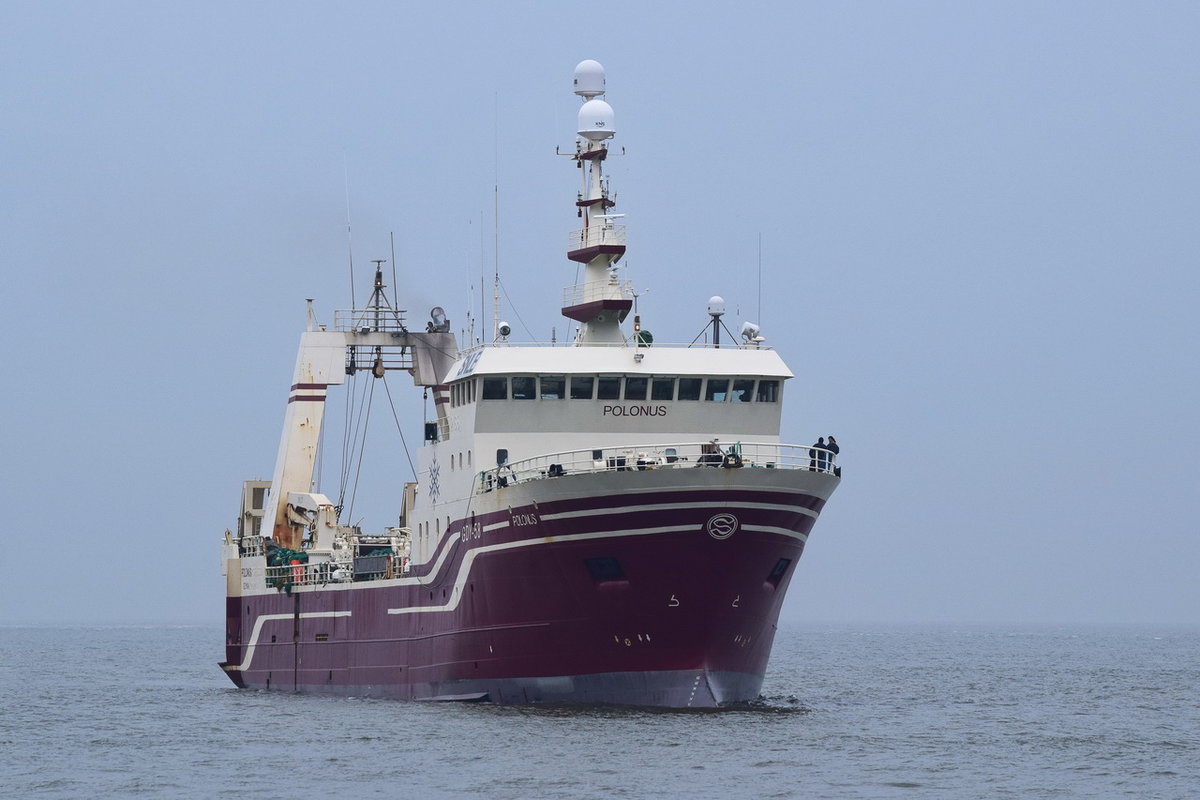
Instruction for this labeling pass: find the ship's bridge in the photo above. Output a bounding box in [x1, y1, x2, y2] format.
[436, 342, 794, 462]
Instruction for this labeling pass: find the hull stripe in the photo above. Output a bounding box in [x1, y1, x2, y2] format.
[406, 505, 807, 591]
[386, 523, 804, 616]
[419, 491, 821, 576]
[540, 500, 817, 522]
[742, 524, 808, 539]
[227, 610, 352, 672]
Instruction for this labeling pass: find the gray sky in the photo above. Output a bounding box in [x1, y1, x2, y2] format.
[3, 1, 1197, 626]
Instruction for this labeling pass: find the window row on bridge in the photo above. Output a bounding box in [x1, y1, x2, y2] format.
[450, 375, 780, 406]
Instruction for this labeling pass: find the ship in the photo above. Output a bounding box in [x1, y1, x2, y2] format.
[219, 60, 841, 707]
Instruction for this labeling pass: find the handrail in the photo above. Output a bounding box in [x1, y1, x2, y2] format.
[238, 535, 266, 558]
[452, 338, 774, 355]
[263, 552, 412, 592]
[477, 440, 838, 494]
[333, 308, 410, 333]
[562, 278, 634, 308]
[568, 224, 627, 251]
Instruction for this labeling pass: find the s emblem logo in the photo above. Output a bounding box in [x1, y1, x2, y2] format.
[706, 513, 738, 540]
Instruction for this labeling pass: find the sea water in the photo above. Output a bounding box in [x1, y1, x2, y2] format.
[1, 623, 1196, 799]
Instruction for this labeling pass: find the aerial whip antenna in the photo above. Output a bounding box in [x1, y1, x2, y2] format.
[390, 232, 400, 309]
[344, 156, 357, 308]
[758, 232, 763, 325]
[493, 186, 501, 341]
[492, 92, 502, 341]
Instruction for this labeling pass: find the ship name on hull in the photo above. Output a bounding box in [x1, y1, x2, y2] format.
[602, 405, 669, 417]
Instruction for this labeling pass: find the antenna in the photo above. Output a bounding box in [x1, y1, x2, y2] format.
[492, 92, 502, 343]
[708, 295, 726, 348]
[479, 210, 485, 345]
[632, 287, 648, 313]
[390, 232, 400, 309]
[344, 157, 356, 308]
[370, 259, 387, 333]
[757, 232, 762, 325]
[687, 295, 740, 348]
[465, 217, 477, 345]
[493, 186, 501, 342]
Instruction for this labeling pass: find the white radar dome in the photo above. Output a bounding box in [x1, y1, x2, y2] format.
[577, 99, 615, 141]
[573, 60, 606, 98]
[707, 296, 726, 317]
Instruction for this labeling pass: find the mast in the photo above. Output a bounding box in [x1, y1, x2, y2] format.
[563, 60, 632, 345]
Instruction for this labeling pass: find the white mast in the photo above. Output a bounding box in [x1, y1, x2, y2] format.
[562, 60, 632, 345]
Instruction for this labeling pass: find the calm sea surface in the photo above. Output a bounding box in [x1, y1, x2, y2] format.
[2, 623, 1196, 799]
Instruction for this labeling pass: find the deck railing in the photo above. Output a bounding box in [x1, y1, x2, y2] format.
[568, 224, 627, 252]
[453, 338, 773, 355]
[264, 553, 411, 592]
[562, 278, 634, 309]
[333, 308, 409, 333]
[265, 561, 330, 592]
[477, 441, 838, 493]
[238, 535, 266, 558]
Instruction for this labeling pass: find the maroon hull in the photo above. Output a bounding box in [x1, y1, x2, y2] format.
[222, 475, 831, 706]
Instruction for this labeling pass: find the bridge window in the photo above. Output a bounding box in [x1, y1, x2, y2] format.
[624, 376, 648, 401]
[540, 375, 565, 399]
[511, 376, 535, 399]
[597, 376, 621, 400]
[756, 380, 779, 402]
[570, 376, 595, 399]
[705, 378, 730, 402]
[482, 377, 507, 399]
[651, 377, 675, 401]
[731, 378, 755, 403]
[677, 377, 702, 401]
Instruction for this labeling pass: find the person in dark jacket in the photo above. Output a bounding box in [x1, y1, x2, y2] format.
[827, 435, 840, 476]
[810, 437, 826, 471]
